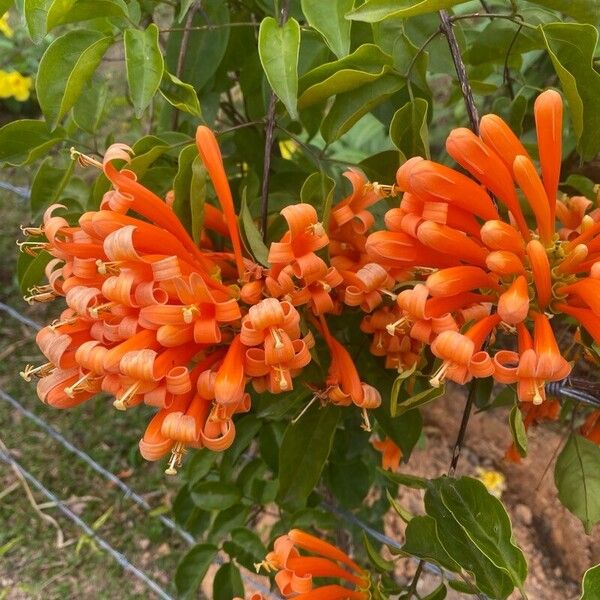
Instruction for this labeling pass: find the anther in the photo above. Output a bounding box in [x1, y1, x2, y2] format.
[271, 328, 284, 349]
[360, 407, 372, 432]
[70, 147, 103, 169]
[429, 362, 450, 388]
[165, 441, 186, 475]
[89, 301, 115, 318]
[16, 240, 49, 256]
[64, 372, 93, 398]
[20, 224, 44, 237]
[20, 362, 54, 381]
[113, 382, 140, 410]
[181, 304, 199, 324]
[386, 317, 409, 336]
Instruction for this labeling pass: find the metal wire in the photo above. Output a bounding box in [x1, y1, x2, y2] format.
[0, 449, 174, 600]
[0, 301, 42, 331]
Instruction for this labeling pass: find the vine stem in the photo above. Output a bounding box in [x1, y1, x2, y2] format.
[260, 0, 290, 241]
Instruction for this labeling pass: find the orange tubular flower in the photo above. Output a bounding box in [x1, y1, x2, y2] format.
[260, 529, 369, 599]
[371, 436, 402, 471]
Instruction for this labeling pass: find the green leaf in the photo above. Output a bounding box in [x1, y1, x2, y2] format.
[301, 0, 354, 58]
[277, 403, 340, 510]
[213, 563, 244, 600]
[581, 564, 600, 599]
[300, 171, 336, 231]
[422, 583, 447, 600]
[362, 532, 394, 572]
[0, 0, 13, 18]
[555, 434, 600, 533]
[299, 44, 393, 109]
[373, 406, 422, 459]
[541, 23, 600, 160]
[0, 119, 65, 166]
[208, 505, 250, 543]
[509, 405, 527, 458]
[258, 16, 301, 119]
[395, 383, 445, 417]
[222, 528, 266, 572]
[528, 0, 599, 24]
[37, 30, 112, 130]
[321, 74, 404, 142]
[175, 543, 217, 598]
[390, 98, 430, 159]
[189, 157, 206, 245]
[565, 174, 597, 200]
[347, 0, 468, 22]
[46, 0, 128, 31]
[386, 489, 413, 523]
[18, 250, 52, 295]
[124, 24, 164, 118]
[190, 481, 241, 511]
[72, 79, 108, 134]
[172, 143, 198, 236]
[403, 515, 461, 572]
[159, 70, 201, 117]
[437, 476, 527, 591]
[30, 158, 75, 217]
[185, 449, 217, 487]
[24, 0, 51, 42]
[240, 190, 270, 266]
[424, 481, 515, 599]
[379, 469, 429, 489]
[393, 33, 429, 91]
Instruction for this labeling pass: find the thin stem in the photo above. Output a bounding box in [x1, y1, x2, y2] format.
[404, 28, 442, 101]
[503, 23, 523, 99]
[260, 0, 290, 241]
[161, 22, 257, 32]
[406, 561, 425, 599]
[439, 9, 480, 134]
[449, 12, 536, 29]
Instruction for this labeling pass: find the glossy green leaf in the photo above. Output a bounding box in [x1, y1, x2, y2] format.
[222, 527, 266, 572]
[159, 70, 201, 117]
[301, 0, 354, 58]
[37, 30, 112, 129]
[190, 481, 241, 511]
[438, 477, 527, 591]
[124, 24, 164, 118]
[258, 16, 301, 119]
[386, 489, 413, 523]
[175, 543, 217, 598]
[18, 250, 52, 296]
[208, 505, 250, 543]
[128, 136, 169, 178]
[24, 0, 51, 42]
[362, 532, 394, 572]
[0, 120, 65, 166]
[424, 481, 515, 599]
[240, 190, 270, 266]
[299, 44, 393, 108]
[395, 383, 445, 417]
[541, 23, 600, 160]
[30, 158, 75, 216]
[300, 171, 336, 230]
[213, 563, 243, 600]
[347, 0, 468, 22]
[379, 469, 429, 489]
[277, 403, 340, 510]
[403, 515, 461, 572]
[555, 434, 600, 534]
[581, 564, 600, 599]
[321, 74, 404, 142]
[185, 449, 217, 487]
[529, 0, 599, 24]
[393, 33, 429, 91]
[72, 79, 108, 134]
[422, 583, 447, 600]
[390, 98, 430, 159]
[46, 0, 128, 31]
[509, 405, 527, 458]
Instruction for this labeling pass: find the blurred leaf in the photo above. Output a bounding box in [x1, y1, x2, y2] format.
[222, 528, 266, 572]
[124, 24, 164, 118]
[321, 74, 404, 142]
[213, 563, 243, 600]
[177, 0, 195, 22]
[555, 434, 600, 534]
[72, 79, 108, 134]
[541, 23, 600, 160]
[172, 143, 197, 235]
[175, 543, 217, 598]
[362, 532, 394, 572]
[47, 0, 128, 31]
[18, 250, 52, 295]
[190, 481, 241, 510]
[509, 405, 527, 458]
[300, 171, 336, 230]
[258, 16, 301, 119]
[422, 584, 447, 600]
[472, 376, 494, 410]
[301, 0, 354, 58]
[240, 190, 270, 266]
[30, 157, 75, 217]
[24, 0, 51, 42]
[390, 98, 430, 159]
[299, 44, 393, 108]
[448, 579, 480, 595]
[189, 157, 206, 245]
[437, 477, 527, 591]
[528, 0, 599, 24]
[208, 505, 250, 543]
[403, 515, 461, 571]
[277, 403, 340, 510]
[0, 120, 65, 166]
[564, 174, 596, 199]
[327, 458, 370, 508]
[159, 71, 201, 117]
[581, 564, 600, 600]
[347, 0, 467, 22]
[0, 0, 12, 18]
[37, 30, 112, 129]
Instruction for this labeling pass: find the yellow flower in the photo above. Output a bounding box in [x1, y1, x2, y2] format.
[8, 72, 33, 101]
[0, 70, 11, 99]
[0, 14, 13, 38]
[475, 467, 506, 498]
[278, 139, 298, 160]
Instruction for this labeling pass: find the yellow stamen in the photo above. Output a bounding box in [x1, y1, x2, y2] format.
[24, 288, 57, 304]
[50, 316, 79, 330]
[89, 301, 115, 318]
[96, 259, 121, 276]
[271, 328, 284, 349]
[70, 147, 103, 169]
[319, 280, 332, 293]
[308, 222, 325, 237]
[16, 240, 49, 256]
[375, 332, 384, 350]
[556, 244, 588, 275]
[20, 224, 44, 237]
[429, 362, 450, 388]
[369, 182, 399, 197]
[386, 317, 409, 336]
[165, 441, 186, 475]
[292, 394, 319, 424]
[181, 304, 199, 324]
[254, 559, 277, 574]
[20, 362, 54, 381]
[361, 407, 372, 432]
[379, 288, 397, 300]
[276, 365, 288, 390]
[533, 384, 544, 406]
[113, 382, 141, 411]
[64, 372, 94, 398]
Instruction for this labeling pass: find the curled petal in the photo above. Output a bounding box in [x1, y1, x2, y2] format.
[431, 330, 474, 365]
[139, 411, 174, 461]
[493, 350, 519, 383]
[469, 351, 494, 378]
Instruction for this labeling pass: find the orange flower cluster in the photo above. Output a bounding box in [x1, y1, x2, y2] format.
[19, 89, 600, 473]
[258, 529, 370, 599]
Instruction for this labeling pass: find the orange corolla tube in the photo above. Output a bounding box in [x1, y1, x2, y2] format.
[195, 126, 245, 280]
[371, 437, 402, 471]
[214, 335, 246, 405]
[480, 220, 526, 255]
[446, 127, 530, 239]
[558, 278, 600, 316]
[479, 113, 530, 171]
[556, 303, 600, 344]
[426, 266, 499, 297]
[534, 90, 562, 224]
[533, 313, 571, 381]
[486, 250, 526, 276]
[498, 275, 530, 325]
[513, 156, 553, 246]
[526, 240, 552, 309]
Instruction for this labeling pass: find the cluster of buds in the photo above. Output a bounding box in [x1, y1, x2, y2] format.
[19, 89, 600, 475]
